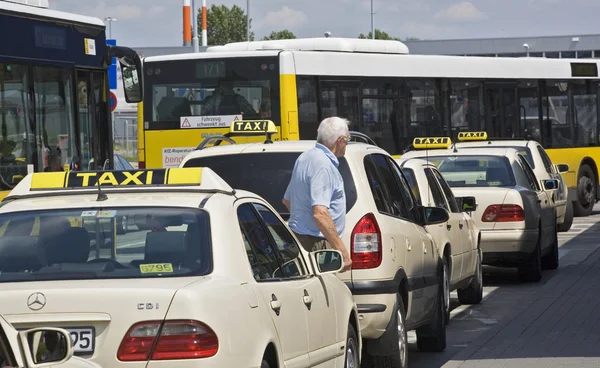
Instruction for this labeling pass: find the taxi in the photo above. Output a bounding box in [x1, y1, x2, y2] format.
[181, 120, 451, 367]
[0, 313, 101, 367]
[396, 156, 483, 322]
[447, 133, 572, 232]
[0, 167, 360, 367]
[402, 137, 560, 282]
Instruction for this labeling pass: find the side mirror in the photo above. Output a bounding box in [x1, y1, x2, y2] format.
[109, 45, 143, 103]
[423, 206, 450, 225]
[19, 328, 73, 368]
[556, 164, 569, 173]
[312, 249, 343, 275]
[457, 196, 477, 212]
[543, 179, 559, 190]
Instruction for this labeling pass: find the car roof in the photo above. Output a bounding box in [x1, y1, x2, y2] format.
[402, 146, 519, 158]
[452, 140, 536, 149]
[396, 157, 437, 170]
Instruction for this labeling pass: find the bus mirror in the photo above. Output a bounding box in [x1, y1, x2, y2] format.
[556, 164, 569, 173]
[108, 45, 143, 103]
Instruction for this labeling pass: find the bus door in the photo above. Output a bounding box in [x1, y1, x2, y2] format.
[484, 82, 519, 139]
[76, 70, 108, 171]
[319, 81, 362, 131]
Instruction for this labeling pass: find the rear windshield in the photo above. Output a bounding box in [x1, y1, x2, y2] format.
[0, 207, 212, 283]
[433, 155, 515, 188]
[183, 152, 358, 216]
[460, 146, 534, 168]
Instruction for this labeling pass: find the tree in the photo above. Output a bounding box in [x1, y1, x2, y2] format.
[358, 29, 401, 41]
[405, 37, 421, 41]
[197, 4, 254, 46]
[262, 29, 296, 41]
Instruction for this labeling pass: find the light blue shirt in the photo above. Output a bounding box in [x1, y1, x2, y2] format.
[284, 143, 346, 238]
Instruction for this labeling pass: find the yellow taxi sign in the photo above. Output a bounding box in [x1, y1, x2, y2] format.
[457, 131, 488, 141]
[229, 120, 277, 136]
[29, 168, 204, 190]
[413, 137, 452, 149]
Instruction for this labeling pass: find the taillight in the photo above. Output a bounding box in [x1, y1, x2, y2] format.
[117, 320, 218, 361]
[481, 204, 525, 222]
[351, 213, 382, 269]
[138, 161, 146, 169]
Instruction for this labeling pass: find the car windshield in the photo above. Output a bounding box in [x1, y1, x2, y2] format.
[431, 155, 516, 188]
[183, 152, 358, 217]
[0, 207, 212, 282]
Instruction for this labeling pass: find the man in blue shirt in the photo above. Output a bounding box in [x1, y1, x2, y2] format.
[283, 117, 352, 272]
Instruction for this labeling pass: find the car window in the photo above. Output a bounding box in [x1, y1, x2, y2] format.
[237, 203, 281, 281]
[517, 154, 540, 191]
[0, 207, 212, 283]
[386, 157, 419, 222]
[117, 155, 134, 170]
[536, 146, 554, 174]
[364, 156, 391, 213]
[436, 155, 516, 188]
[184, 152, 358, 217]
[432, 169, 460, 213]
[425, 168, 450, 212]
[400, 168, 422, 206]
[252, 203, 309, 278]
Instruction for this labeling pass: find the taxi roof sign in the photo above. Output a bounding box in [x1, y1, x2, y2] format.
[229, 120, 278, 136]
[412, 137, 452, 149]
[6, 167, 235, 199]
[457, 132, 488, 141]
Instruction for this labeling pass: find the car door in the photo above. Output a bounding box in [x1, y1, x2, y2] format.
[433, 167, 474, 280]
[251, 202, 340, 365]
[517, 155, 553, 246]
[536, 144, 567, 206]
[364, 154, 429, 324]
[237, 203, 311, 367]
[424, 167, 464, 284]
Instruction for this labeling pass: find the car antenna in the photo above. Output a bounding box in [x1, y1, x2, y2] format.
[96, 181, 107, 202]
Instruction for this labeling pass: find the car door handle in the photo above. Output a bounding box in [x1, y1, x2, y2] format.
[447, 224, 452, 231]
[303, 290, 312, 310]
[459, 223, 464, 230]
[270, 294, 281, 316]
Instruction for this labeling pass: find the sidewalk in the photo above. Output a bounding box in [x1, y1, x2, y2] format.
[443, 243, 600, 368]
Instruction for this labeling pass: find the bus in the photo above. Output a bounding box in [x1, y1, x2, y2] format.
[0, 0, 143, 200]
[138, 37, 600, 217]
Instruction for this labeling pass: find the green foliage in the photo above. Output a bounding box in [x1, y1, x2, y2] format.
[358, 29, 402, 41]
[198, 4, 254, 45]
[262, 29, 296, 41]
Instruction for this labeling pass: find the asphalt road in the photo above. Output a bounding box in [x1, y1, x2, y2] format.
[407, 205, 600, 368]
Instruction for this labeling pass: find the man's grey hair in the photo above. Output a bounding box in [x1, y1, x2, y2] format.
[317, 117, 350, 147]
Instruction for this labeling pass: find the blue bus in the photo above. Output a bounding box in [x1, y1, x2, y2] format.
[0, 0, 143, 199]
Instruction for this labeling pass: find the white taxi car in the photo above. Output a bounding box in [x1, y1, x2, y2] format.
[402, 140, 560, 282]
[181, 120, 450, 367]
[449, 132, 572, 232]
[396, 157, 483, 322]
[0, 313, 101, 368]
[0, 167, 360, 367]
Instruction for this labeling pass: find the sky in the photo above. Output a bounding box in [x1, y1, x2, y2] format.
[51, 0, 600, 47]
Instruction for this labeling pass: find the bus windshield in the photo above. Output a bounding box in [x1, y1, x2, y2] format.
[144, 56, 280, 130]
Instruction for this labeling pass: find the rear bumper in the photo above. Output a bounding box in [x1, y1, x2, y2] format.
[345, 279, 397, 340]
[480, 229, 538, 266]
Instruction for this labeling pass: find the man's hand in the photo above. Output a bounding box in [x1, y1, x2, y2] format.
[313, 205, 352, 272]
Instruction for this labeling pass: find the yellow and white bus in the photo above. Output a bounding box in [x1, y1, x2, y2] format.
[138, 37, 600, 217]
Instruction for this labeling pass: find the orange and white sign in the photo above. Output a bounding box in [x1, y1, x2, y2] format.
[179, 115, 242, 129]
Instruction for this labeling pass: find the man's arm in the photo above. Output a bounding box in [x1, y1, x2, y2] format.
[282, 198, 291, 212]
[313, 205, 352, 271]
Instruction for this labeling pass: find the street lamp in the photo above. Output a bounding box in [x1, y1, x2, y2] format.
[246, 0, 250, 41]
[105, 17, 117, 39]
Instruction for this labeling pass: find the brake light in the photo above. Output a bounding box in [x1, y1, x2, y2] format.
[117, 320, 218, 361]
[138, 161, 146, 169]
[351, 213, 382, 269]
[481, 204, 525, 222]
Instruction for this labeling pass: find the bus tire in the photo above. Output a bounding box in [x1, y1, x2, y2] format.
[573, 164, 595, 217]
[557, 199, 573, 232]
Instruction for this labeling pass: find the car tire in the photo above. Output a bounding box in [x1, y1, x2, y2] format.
[542, 224, 559, 270]
[416, 269, 447, 352]
[345, 322, 359, 368]
[557, 199, 574, 232]
[442, 256, 450, 325]
[457, 248, 483, 305]
[518, 229, 542, 282]
[573, 164, 595, 217]
[369, 293, 408, 368]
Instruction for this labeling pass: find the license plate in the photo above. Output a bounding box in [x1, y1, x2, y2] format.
[66, 327, 95, 354]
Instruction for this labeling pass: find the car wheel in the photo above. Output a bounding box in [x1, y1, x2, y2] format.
[345, 322, 359, 368]
[518, 229, 542, 282]
[416, 268, 447, 352]
[557, 199, 573, 232]
[369, 293, 408, 368]
[542, 224, 559, 270]
[573, 164, 595, 217]
[442, 257, 450, 324]
[457, 248, 483, 304]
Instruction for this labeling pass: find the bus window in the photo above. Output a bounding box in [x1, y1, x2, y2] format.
[570, 80, 598, 147]
[449, 79, 484, 136]
[297, 76, 319, 138]
[518, 80, 541, 143]
[543, 80, 572, 148]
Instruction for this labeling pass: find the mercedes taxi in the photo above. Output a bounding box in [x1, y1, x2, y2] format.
[181, 120, 450, 367]
[402, 137, 560, 282]
[0, 167, 360, 367]
[448, 132, 572, 232]
[396, 156, 483, 322]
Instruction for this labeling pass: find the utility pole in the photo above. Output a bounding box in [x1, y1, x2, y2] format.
[371, 0, 375, 39]
[246, 0, 250, 41]
[105, 17, 116, 39]
[192, 0, 199, 52]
